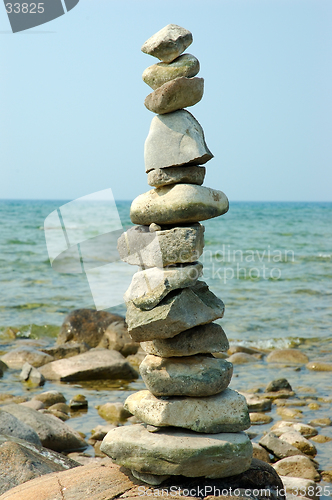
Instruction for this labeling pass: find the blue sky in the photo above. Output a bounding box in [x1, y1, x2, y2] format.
[1, 0, 331, 202]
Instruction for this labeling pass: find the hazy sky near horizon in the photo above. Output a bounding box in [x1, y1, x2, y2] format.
[1, 0, 331, 202]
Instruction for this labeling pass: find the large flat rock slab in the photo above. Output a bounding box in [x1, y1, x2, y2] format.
[130, 184, 229, 226]
[126, 282, 225, 342]
[125, 388, 250, 433]
[145, 110, 213, 171]
[143, 54, 199, 90]
[141, 24, 193, 63]
[148, 165, 205, 188]
[39, 348, 138, 382]
[101, 424, 252, 479]
[139, 354, 232, 397]
[1, 404, 87, 452]
[117, 223, 204, 268]
[0, 435, 79, 496]
[0, 459, 285, 500]
[124, 262, 202, 310]
[141, 322, 228, 357]
[144, 77, 204, 114]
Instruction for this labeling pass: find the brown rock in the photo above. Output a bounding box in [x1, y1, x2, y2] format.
[42, 342, 89, 360]
[252, 443, 271, 463]
[147, 165, 206, 188]
[1, 347, 54, 369]
[272, 455, 320, 481]
[145, 77, 204, 115]
[0, 459, 285, 500]
[265, 379, 292, 392]
[143, 54, 200, 90]
[97, 402, 131, 423]
[249, 413, 273, 425]
[306, 361, 332, 371]
[57, 308, 126, 348]
[228, 353, 260, 364]
[266, 349, 309, 365]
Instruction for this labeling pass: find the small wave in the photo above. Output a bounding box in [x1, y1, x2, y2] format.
[11, 303, 49, 310]
[228, 337, 306, 350]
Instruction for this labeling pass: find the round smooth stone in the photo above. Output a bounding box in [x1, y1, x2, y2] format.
[147, 165, 206, 188]
[144, 77, 204, 115]
[130, 184, 229, 226]
[141, 24, 193, 63]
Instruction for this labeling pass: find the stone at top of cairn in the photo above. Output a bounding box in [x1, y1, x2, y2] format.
[141, 24, 193, 63]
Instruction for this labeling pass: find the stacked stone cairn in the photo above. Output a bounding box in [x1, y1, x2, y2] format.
[101, 24, 253, 485]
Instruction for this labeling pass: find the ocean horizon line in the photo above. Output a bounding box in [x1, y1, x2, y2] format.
[0, 198, 331, 204]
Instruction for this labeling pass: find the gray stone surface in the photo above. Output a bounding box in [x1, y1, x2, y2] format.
[279, 476, 317, 500]
[259, 432, 304, 459]
[266, 349, 309, 365]
[141, 24, 193, 63]
[131, 469, 170, 486]
[148, 165, 206, 188]
[0, 411, 41, 446]
[270, 421, 318, 438]
[143, 54, 199, 90]
[32, 391, 66, 408]
[277, 431, 317, 456]
[130, 184, 229, 226]
[240, 392, 272, 412]
[101, 424, 252, 479]
[139, 354, 233, 397]
[144, 76, 204, 115]
[126, 281, 225, 342]
[141, 322, 228, 357]
[20, 363, 45, 386]
[124, 262, 203, 310]
[0, 435, 80, 496]
[97, 323, 139, 356]
[125, 388, 249, 433]
[117, 223, 205, 268]
[145, 110, 213, 172]
[1, 347, 54, 369]
[39, 349, 138, 382]
[2, 404, 87, 452]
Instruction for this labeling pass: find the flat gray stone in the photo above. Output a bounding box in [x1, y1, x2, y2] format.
[0, 410, 42, 446]
[144, 76, 204, 115]
[141, 24, 193, 63]
[117, 223, 204, 268]
[278, 431, 317, 456]
[145, 110, 213, 172]
[2, 404, 87, 452]
[39, 349, 138, 382]
[124, 262, 203, 310]
[130, 184, 229, 226]
[148, 165, 205, 188]
[259, 432, 305, 459]
[1, 347, 54, 369]
[126, 281, 225, 342]
[139, 354, 233, 397]
[101, 424, 252, 479]
[141, 322, 228, 357]
[143, 54, 199, 90]
[125, 388, 250, 433]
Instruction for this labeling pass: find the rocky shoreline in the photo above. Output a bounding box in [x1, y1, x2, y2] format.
[0, 308, 331, 498]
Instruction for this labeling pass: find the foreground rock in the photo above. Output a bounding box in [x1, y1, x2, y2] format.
[39, 348, 138, 381]
[19, 363, 45, 386]
[101, 424, 252, 478]
[148, 165, 205, 188]
[130, 184, 228, 226]
[141, 24, 193, 63]
[124, 262, 203, 310]
[117, 223, 204, 268]
[144, 110, 213, 171]
[0, 435, 80, 495]
[141, 322, 228, 357]
[1, 347, 54, 369]
[2, 404, 87, 452]
[57, 308, 127, 348]
[139, 354, 232, 397]
[143, 54, 200, 90]
[0, 410, 41, 445]
[125, 388, 249, 433]
[279, 476, 317, 500]
[144, 77, 204, 114]
[127, 282, 225, 342]
[0, 459, 285, 500]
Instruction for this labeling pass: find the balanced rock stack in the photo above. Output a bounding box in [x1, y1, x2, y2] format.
[101, 24, 253, 485]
